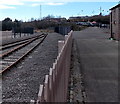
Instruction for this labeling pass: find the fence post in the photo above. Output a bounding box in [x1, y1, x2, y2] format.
[37, 84, 44, 103]
[65, 35, 69, 42]
[49, 68, 53, 102]
[37, 30, 73, 103]
[58, 41, 64, 54]
[30, 100, 35, 104]
[44, 75, 49, 102]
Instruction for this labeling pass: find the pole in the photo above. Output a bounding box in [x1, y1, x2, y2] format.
[99, 7, 101, 15]
[40, 5, 41, 20]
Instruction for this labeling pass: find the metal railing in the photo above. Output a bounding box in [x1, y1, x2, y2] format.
[31, 30, 73, 103]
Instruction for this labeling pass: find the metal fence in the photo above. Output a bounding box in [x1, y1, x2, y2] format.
[32, 30, 73, 103]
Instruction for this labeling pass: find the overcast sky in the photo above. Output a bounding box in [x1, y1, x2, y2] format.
[0, 0, 119, 21]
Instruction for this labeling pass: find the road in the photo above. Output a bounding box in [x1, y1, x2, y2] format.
[73, 27, 118, 102]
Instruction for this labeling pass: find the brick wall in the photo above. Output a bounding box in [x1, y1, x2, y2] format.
[110, 6, 120, 40]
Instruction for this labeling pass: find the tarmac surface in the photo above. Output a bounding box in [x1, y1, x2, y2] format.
[72, 27, 118, 102]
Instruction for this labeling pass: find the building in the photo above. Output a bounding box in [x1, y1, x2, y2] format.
[110, 4, 120, 40]
[43, 17, 67, 22]
[69, 16, 89, 22]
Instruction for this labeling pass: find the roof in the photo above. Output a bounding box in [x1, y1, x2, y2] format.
[110, 4, 120, 10]
[92, 21, 97, 24]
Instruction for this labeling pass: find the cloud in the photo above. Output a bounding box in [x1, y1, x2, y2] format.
[0, 0, 23, 9]
[0, 0, 24, 5]
[0, 0, 118, 9]
[22, 0, 43, 2]
[46, 2, 65, 5]
[31, 3, 39, 7]
[0, 5, 16, 9]
[22, 0, 118, 2]
[31, 2, 65, 7]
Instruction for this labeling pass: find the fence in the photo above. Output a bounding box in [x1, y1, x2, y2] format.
[55, 26, 71, 35]
[32, 30, 73, 103]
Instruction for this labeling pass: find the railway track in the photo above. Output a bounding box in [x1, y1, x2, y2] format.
[0, 38, 37, 57]
[0, 33, 47, 73]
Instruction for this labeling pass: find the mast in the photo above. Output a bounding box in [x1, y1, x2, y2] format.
[40, 5, 42, 20]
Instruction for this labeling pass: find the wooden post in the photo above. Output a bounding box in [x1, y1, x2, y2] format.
[30, 100, 35, 104]
[49, 68, 53, 90]
[49, 68, 53, 102]
[65, 35, 68, 42]
[58, 41, 64, 54]
[37, 84, 44, 103]
[38, 30, 73, 103]
[44, 75, 49, 102]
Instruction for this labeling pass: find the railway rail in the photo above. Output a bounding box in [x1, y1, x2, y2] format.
[0, 33, 47, 73]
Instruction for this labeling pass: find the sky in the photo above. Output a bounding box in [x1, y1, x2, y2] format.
[0, 0, 119, 21]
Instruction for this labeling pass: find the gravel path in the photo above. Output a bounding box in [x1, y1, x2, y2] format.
[2, 33, 64, 103]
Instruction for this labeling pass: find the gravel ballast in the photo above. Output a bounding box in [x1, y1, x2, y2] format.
[2, 33, 64, 103]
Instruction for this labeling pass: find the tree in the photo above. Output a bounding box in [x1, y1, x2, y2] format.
[2, 17, 13, 31]
[14, 19, 21, 27]
[3, 17, 12, 22]
[31, 18, 34, 22]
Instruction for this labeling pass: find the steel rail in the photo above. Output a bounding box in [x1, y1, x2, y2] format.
[0, 34, 45, 58]
[1, 34, 47, 74]
[1, 33, 44, 49]
[0, 38, 35, 50]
